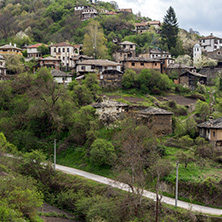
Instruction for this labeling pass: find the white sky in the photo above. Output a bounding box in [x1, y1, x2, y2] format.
[105, 0, 222, 37]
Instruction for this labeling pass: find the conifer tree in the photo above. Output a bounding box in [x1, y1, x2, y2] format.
[161, 6, 179, 51]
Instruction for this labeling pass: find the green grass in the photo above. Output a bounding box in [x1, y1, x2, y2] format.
[57, 146, 114, 178]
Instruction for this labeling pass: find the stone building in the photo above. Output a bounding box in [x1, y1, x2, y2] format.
[137, 107, 173, 136]
[0, 43, 22, 56]
[0, 55, 6, 78]
[179, 71, 207, 90]
[51, 70, 73, 87]
[113, 41, 136, 63]
[198, 117, 222, 146]
[39, 56, 60, 70]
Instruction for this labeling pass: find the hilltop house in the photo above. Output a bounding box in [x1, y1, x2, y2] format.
[26, 43, 48, 60]
[121, 57, 162, 73]
[51, 70, 73, 87]
[179, 70, 207, 90]
[76, 59, 121, 78]
[75, 5, 98, 20]
[0, 43, 22, 56]
[198, 34, 222, 52]
[137, 107, 173, 136]
[134, 22, 149, 34]
[113, 41, 136, 63]
[198, 117, 222, 146]
[39, 56, 60, 70]
[50, 42, 79, 69]
[147, 21, 161, 30]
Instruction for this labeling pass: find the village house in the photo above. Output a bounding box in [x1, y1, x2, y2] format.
[0, 55, 7, 80]
[198, 117, 222, 146]
[92, 98, 129, 124]
[26, 43, 48, 60]
[121, 57, 162, 73]
[50, 42, 79, 69]
[113, 41, 136, 63]
[51, 70, 73, 87]
[39, 56, 60, 70]
[71, 55, 93, 71]
[118, 8, 132, 13]
[205, 49, 222, 68]
[147, 21, 161, 30]
[0, 43, 22, 56]
[100, 69, 124, 88]
[166, 63, 195, 76]
[75, 5, 98, 20]
[179, 70, 207, 90]
[134, 22, 149, 34]
[137, 107, 173, 136]
[76, 59, 122, 79]
[198, 34, 222, 52]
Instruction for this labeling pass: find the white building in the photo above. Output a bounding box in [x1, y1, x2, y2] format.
[0, 55, 6, 77]
[51, 70, 73, 88]
[198, 34, 222, 52]
[76, 59, 122, 79]
[26, 43, 48, 60]
[50, 42, 79, 68]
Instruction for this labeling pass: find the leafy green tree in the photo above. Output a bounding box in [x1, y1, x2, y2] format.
[161, 6, 179, 53]
[121, 69, 137, 89]
[37, 44, 49, 56]
[83, 20, 108, 59]
[175, 54, 192, 66]
[3, 54, 25, 74]
[90, 138, 116, 166]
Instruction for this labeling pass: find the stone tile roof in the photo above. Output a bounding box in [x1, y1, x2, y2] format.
[123, 57, 161, 62]
[92, 99, 128, 108]
[51, 70, 72, 77]
[180, 71, 207, 78]
[27, 43, 48, 48]
[167, 63, 194, 69]
[50, 42, 74, 47]
[198, 117, 222, 129]
[119, 41, 136, 45]
[138, 107, 173, 115]
[40, 56, 60, 61]
[0, 44, 22, 51]
[77, 59, 121, 66]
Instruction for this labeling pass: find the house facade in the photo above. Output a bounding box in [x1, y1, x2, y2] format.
[179, 71, 207, 90]
[198, 34, 222, 52]
[113, 41, 136, 63]
[137, 107, 173, 136]
[198, 117, 222, 146]
[0, 43, 22, 55]
[76, 59, 122, 79]
[134, 22, 149, 34]
[121, 57, 162, 73]
[50, 42, 77, 68]
[26, 43, 48, 60]
[39, 56, 60, 70]
[51, 70, 73, 87]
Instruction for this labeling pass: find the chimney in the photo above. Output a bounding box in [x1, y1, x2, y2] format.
[14, 43, 16, 47]
[9, 42, 11, 46]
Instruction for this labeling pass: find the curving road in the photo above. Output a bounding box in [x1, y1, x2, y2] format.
[56, 164, 222, 216]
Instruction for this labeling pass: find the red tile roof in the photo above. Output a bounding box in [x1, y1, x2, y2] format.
[27, 43, 48, 48]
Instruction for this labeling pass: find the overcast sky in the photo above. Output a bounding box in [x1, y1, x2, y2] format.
[105, 0, 222, 37]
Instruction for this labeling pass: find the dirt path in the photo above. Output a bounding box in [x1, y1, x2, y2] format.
[38, 203, 83, 222]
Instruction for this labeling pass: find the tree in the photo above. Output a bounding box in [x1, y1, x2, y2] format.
[37, 44, 49, 56]
[3, 54, 25, 74]
[83, 20, 108, 59]
[121, 69, 137, 89]
[175, 54, 192, 66]
[161, 6, 179, 53]
[90, 138, 116, 166]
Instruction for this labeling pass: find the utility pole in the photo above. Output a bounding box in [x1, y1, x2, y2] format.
[175, 161, 179, 208]
[54, 139, 56, 170]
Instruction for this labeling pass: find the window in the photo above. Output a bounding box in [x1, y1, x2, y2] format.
[155, 63, 157, 66]
[81, 66, 85, 70]
[131, 62, 135, 66]
[63, 48, 65, 52]
[130, 45, 133, 48]
[54, 48, 56, 52]
[62, 77, 67, 81]
[218, 51, 221, 55]
[213, 131, 216, 137]
[67, 48, 69, 52]
[58, 48, 61, 53]
[91, 65, 95, 69]
[140, 62, 144, 66]
[63, 57, 65, 60]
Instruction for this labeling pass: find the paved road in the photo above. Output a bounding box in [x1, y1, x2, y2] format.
[56, 164, 222, 216]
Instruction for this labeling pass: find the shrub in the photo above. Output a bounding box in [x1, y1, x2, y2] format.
[90, 138, 117, 167]
[179, 135, 194, 147]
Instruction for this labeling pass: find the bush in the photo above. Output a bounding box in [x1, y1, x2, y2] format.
[179, 135, 194, 147]
[90, 138, 117, 167]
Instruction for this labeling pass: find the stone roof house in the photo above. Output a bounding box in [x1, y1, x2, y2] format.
[26, 43, 48, 60]
[137, 107, 173, 136]
[51, 70, 73, 87]
[198, 117, 222, 146]
[39, 56, 61, 70]
[134, 22, 149, 34]
[92, 99, 129, 124]
[0, 43, 22, 55]
[113, 41, 136, 63]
